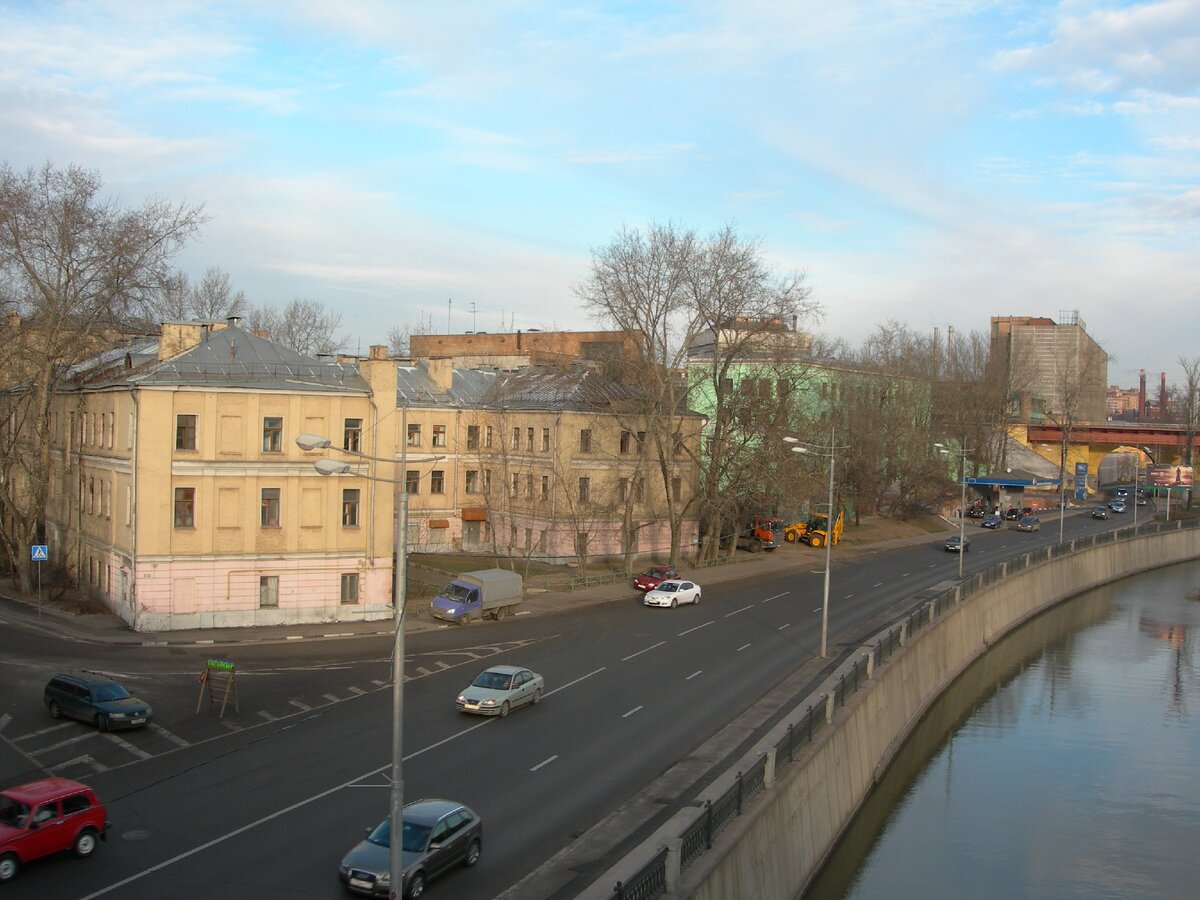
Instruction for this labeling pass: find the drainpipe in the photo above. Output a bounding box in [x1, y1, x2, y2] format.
[130, 386, 139, 631]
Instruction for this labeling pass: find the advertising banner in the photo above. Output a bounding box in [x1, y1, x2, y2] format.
[1074, 462, 1088, 502]
[1147, 465, 1193, 488]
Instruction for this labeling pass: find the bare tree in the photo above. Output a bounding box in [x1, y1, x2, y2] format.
[1177, 356, 1200, 508]
[189, 267, 247, 320]
[0, 162, 203, 591]
[575, 222, 818, 564]
[247, 298, 343, 356]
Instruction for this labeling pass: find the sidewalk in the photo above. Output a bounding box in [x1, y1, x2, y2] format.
[0, 529, 950, 649]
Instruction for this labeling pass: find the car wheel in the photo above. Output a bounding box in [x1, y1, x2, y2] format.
[810, 535, 823, 547]
[48, 700, 62, 719]
[95, 714, 108, 733]
[531, 688, 542, 705]
[457, 614, 470, 626]
[670, 597, 678, 608]
[73, 828, 98, 858]
[693, 592, 701, 605]
[405, 870, 426, 899]
[464, 839, 482, 868]
[499, 701, 510, 718]
[0, 853, 18, 882]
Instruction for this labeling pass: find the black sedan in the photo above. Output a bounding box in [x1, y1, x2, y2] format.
[981, 514, 1003, 529]
[944, 534, 970, 552]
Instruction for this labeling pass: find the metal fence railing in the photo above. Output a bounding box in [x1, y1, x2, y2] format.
[602, 517, 1200, 900]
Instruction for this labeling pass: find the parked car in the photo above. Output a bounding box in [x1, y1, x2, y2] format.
[643, 579, 701, 608]
[1015, 515, 1041, 532]
[1108, 499, 1127, 513]
[43, 673, 152, 732]
[966, 507, 985, 519]
[944, 534, 970, 552]
[632, 566, 679, 592]
[1137, 495, 1148, 506]
[1003, 508, 1022, 521]
[1091, 506, 1110, 520]
[0, 777, 108, 883]
[455, 665, 543, 717]
[981, 514, 1003, 529]
[338, 799, 482, 898]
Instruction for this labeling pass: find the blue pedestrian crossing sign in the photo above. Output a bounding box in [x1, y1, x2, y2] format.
[31, 545, 48, 561]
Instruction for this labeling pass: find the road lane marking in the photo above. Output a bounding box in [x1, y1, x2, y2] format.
[736, 643, 751, 652]
[14, 723, 75, 741]
[287, 700, 310, 711]
[761, 592, 789, 603]
[685, 671, 703, 680]
[0, 713, 10, 732]
[678, 621, 713, 637]
[843, 594, 853, 599]
[725, 605, 754, 617]
[530, 755, 558, 772]
[103, 732, 153, 760]
[256, 711, 277, 722]
[622, 641, 666, 662]
[322, 693, 340, 703]
[545, 667, 606, 698]
[778, 623, 791, 631]
[622, 706, 643, 718]
[902, 572, 910, 577]
[35, 731, 99, 753]
[873, 582, 883, 587]
[49, 754, 105, 774]
[148, 723, 190, 748]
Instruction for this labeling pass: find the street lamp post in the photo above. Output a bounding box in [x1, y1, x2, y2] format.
[784, 428, 845, 659]
[297, 423, 442, 900]
[935, 442, 972, 579]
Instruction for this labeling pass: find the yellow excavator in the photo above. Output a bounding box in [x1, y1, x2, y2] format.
[784, 509, 844, 548]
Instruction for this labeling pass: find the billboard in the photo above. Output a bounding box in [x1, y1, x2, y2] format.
[1147, 465, 1193, 488]
[1074, 462, 1088, 502]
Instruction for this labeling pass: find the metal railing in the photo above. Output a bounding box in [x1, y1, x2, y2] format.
[604, 516, 1200, 900]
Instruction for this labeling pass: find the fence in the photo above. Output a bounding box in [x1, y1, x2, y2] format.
[603, 517, 1200, 899]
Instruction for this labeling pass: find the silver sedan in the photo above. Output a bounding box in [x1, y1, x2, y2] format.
[643, 579, 701, 608]
[456, 665, 544, 717]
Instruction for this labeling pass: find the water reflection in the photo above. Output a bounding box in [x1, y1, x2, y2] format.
[805, 561, 1200, 900]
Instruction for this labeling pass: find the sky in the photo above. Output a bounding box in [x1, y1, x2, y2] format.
[2, 1, 1199, 387]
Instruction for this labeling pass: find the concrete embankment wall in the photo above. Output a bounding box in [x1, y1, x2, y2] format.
[682, 529, 1200, 900]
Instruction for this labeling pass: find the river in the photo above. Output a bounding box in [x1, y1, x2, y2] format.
[805, 560, 1200, 900]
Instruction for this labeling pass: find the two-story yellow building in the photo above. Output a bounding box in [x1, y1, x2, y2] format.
[42, 320, 701, 631]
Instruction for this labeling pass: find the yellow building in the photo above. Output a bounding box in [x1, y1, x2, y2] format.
[40, 321, 700, 631]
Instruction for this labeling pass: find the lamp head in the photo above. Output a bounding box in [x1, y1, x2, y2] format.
[314, 458, 352, 476]
[296, 433, 332, 451]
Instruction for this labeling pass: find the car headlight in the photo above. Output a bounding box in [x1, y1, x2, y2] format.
[377, 872, 390, 886]
[145, 707, 153, 716]
[110, 712, 127, 719]
[456, 694, 466, 703]
[480, 699, 496, 706]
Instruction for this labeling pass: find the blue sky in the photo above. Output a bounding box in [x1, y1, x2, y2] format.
[3, 1, 1199, 386]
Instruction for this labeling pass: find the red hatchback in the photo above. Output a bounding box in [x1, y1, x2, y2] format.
[632, 566, 679, 592]
[0, 778, 108, 883]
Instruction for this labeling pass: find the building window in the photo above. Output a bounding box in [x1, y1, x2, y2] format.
[261, 488, 281, 527]
[406, 470, 419, 494]
[578, 476, 590, 502]
[342, 489, 360, 527]
[407, 423, 421, 446]
[526, 427, 534, 451]
[618, 477, 628, 501]
[511, 426, 520, 450]
[466, 425, 480, 449]
[340, 573, 360, 605]
[525, 474, 534, 498]
[538, 529, 547, 552]
[174, 487, 195, 527]
[524, 528, 532, 551]
[483, 469, 492, 492]
[466, 470, 480, 493]
[579, 429, 592, 453]
[176, 414, 197, 451]
[485, 425, 493, 449]
[672, 477, 682, 501]
[510, 524, 518, 548]
[511, 473, 520, 497]
[430, 470, 445, 494]
[432, 424, 447, 447]
[634, 478, 645, 502]
[541, 475, 549, 501]
[620, 430, 631, 454]
[343, 418, 362, 453]
[259, 576, 279, 608]
[636, 431, 645, 450]
[541, 428, 550, 452]
[262, 417, 283, 453]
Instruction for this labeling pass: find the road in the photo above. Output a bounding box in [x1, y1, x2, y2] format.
[0, 508, 1136, 899]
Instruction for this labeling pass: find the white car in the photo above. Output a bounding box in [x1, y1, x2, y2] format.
[643, 579, 701, 608]
[455, 665, 543, 717]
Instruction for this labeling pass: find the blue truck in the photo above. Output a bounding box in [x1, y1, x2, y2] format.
[429, 569, 524, 625]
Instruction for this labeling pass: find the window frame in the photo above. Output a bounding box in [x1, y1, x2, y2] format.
[174, 487, 195, 528]
[176, 414, 197, 451]
[262, 416, 283, 453]
[260, 487, 281, 527]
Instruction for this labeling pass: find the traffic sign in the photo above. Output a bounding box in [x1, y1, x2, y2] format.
[31, 545, 48, 561]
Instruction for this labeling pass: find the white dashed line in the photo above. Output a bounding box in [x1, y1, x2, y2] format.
[736, 643, 751, 652]
[530, 755, 558, 772]
[873, 582, 884, 587]
[288, 700, 311, 711]
[103, 732, 153, 760]
[678, 621, 713, 637]
[778, 623, 791, 631]
[622, 706, 643, 718]
[256, 711, 277, 722]
[322, 693, 340, 703]
[148, 723, 190, 748]
[545, 667, 606, 698]
[725, 605, 754, 617]
[761, 592, 789, 603]
[685, 670, 703, 680]
[622, 641, 666, 662]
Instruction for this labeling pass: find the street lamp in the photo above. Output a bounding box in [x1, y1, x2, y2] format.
[934, 442, 973, 579]
[297, 425, 443, 900]
[784, 428, 846, 659]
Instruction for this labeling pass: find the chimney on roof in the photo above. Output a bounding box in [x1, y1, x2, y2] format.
[426, 357, 454, 390]
[1138, 369, 1147, 422]
[158, 322, 204, 361]
[369, 344, 388, 360]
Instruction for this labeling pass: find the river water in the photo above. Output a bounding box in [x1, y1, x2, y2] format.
[805, 560, 1200, 900]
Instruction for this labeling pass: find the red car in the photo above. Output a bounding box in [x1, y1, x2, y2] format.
[0, 778, 108, 883]
[633, 566, 679, 591]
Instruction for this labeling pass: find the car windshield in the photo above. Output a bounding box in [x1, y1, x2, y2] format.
[472, 671, 512, 691]
[656, 582, 680, 593]
[0, 795, 30, 828]
[646, 568, 670, 578]
[93, 683, 131, 702]
[440, 583, 473, 603]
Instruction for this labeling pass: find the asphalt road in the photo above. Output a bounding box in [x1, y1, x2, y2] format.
[0, 506, 1139, 900]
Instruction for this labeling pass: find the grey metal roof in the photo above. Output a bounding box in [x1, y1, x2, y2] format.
[395, 363, 646, 412]
[66, 325, 368, 393]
